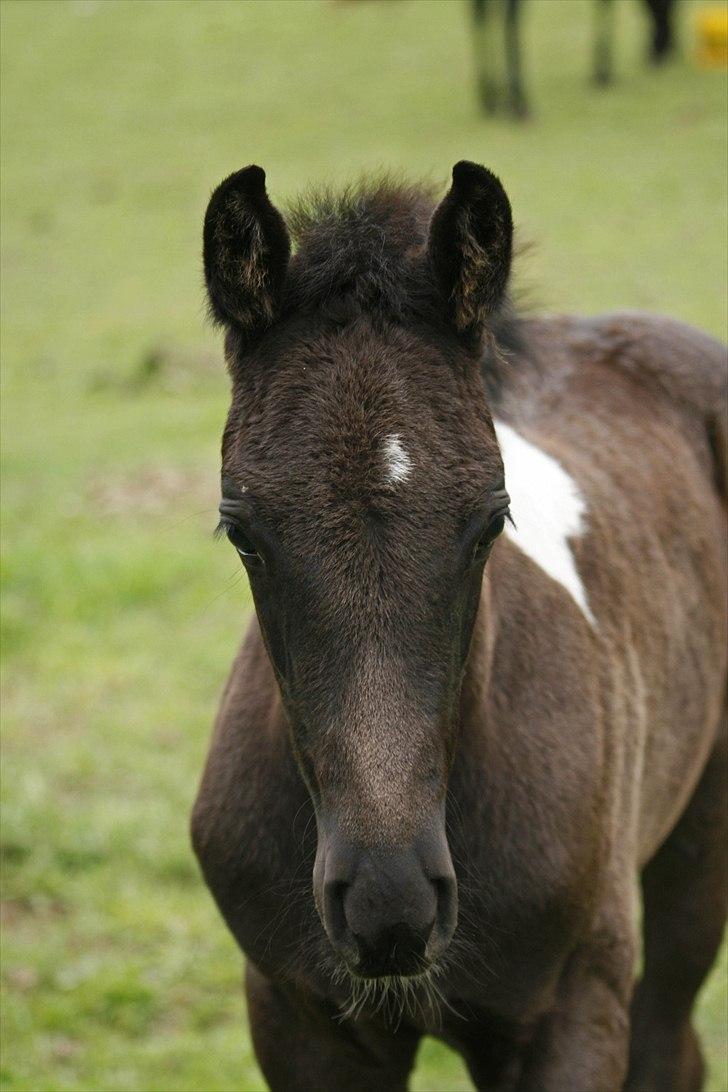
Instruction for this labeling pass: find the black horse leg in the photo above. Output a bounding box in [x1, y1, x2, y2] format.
[472, 0, 500, 114]
[594, 0, 616, 85]
[472, 0, 528, 118]
[643, 0, 676, 63]
[505, 0, 528, 117]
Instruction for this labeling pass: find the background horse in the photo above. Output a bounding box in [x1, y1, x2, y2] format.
[473, 0, 678, 116]
[192, 161, 726, 1091]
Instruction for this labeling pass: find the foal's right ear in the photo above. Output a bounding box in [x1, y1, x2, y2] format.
[203, 165, 291, 337]
[428, 161, 513, 339]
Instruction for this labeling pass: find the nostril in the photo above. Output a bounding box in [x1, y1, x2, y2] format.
[433, 874, 458, 940]
[323, 880, 349, 944]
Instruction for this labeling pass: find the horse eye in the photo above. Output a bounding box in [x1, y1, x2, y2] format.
[474, 510, 508, 560]
[488, 513, 506, 539]
[226, 525, 260, 562]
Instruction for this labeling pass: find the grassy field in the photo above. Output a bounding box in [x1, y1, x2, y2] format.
[1, 1, 726, 1089]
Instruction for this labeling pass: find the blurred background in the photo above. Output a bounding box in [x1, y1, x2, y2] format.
[1, 1, 726, 1089]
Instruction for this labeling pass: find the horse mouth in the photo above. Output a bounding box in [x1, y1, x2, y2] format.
[350, 949, 432, 979]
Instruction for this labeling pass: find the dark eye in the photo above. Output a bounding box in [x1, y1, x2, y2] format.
[219, 521, 261, 563]
[473, 509, 509, 561]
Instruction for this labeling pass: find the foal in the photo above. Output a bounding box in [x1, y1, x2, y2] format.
[192, 161, 727, 1091]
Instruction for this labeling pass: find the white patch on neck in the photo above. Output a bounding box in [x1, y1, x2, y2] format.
[494, 420, 596, 627]
[382, 434, 412, 485]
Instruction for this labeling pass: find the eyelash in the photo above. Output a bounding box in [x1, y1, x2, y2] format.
[215, 518, 259, 560]
[473, 506, 512, 559]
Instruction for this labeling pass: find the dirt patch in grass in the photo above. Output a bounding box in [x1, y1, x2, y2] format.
[90, 343, 221, 394]
[85, 465, 216, 518]
[0, 896, 68, 927]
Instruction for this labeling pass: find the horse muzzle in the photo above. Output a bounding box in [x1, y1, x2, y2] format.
[313, 820, 458, 978]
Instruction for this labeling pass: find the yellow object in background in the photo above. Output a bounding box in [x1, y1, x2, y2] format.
[696, 7, 728, 67]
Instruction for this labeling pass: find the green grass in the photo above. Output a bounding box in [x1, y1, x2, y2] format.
[1, 1, 726, 1089]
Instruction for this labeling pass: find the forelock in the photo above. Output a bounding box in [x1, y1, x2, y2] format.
[281, 175, 439, 323]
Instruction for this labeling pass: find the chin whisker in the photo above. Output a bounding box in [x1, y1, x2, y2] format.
[328, 959, 462, 1029]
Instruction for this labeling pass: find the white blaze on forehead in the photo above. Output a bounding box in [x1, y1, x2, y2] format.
[382, 434, 413, 485]
[494, 420, 596, 627]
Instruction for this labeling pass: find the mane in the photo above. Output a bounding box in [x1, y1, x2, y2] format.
[281, 174, 526, 402]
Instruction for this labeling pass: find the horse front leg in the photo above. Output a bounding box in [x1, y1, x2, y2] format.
[516, 923, 636, 1092]
[594, 0, 616, 86]
[504, 0, 528, 117]
[245, 961, 421, 1092]
[643, 0, 676, 63]
[472, 0, 502, 114]
[626, 728, 727, 1092]
[472, 0, 528, 118]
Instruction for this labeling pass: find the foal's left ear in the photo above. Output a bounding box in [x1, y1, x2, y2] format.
[428, 161, 513, 339]
[203, 165, 291, 337]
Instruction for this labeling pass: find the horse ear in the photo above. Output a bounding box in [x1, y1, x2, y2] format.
[427, 161, 513, 338]
[203, 165, 291, 337]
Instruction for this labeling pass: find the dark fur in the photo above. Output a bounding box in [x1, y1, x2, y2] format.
[193, 163, 727, 1092]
